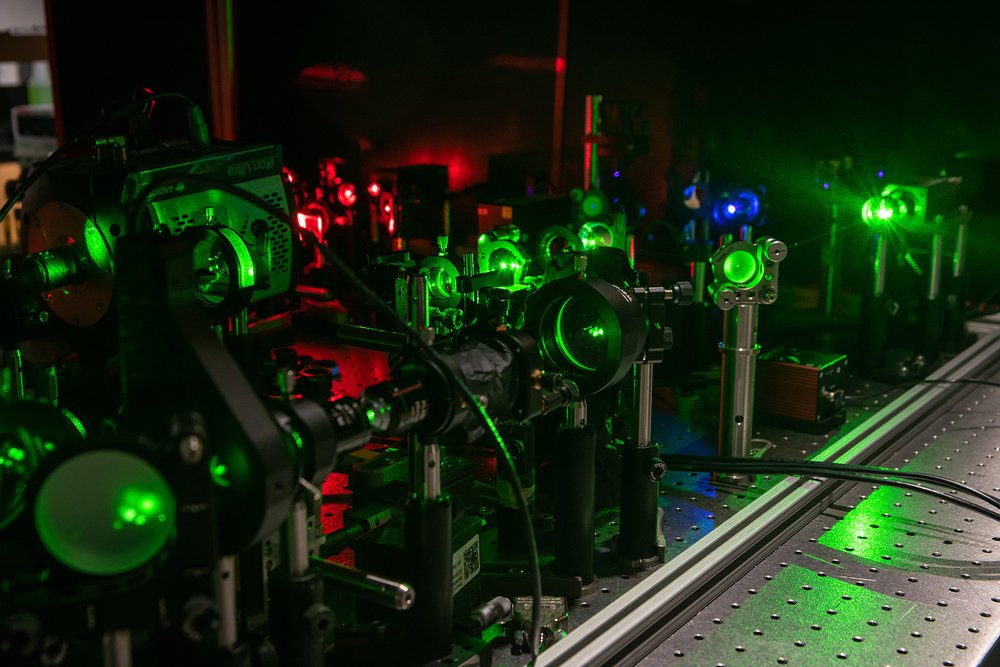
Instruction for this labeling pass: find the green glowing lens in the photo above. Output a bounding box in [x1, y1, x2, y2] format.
[34, 450, 175, 575]
[722, 249, 759, 285]
[209, 455, 231, 488]
[553, 299, 609, 372]
[581, 192, 607, 219]
[861, 196, 908, 226]
[192, 227, 256, 307]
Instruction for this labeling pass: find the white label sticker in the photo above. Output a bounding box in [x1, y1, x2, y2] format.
[452, 534, 480, 594]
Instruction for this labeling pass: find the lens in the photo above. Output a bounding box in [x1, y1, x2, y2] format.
[580, 190, 609, 219]
[189, 227, 256, 311]
[861, 195, 908, 227]
[722, 249, 760, 285]
[579, 222, 614, 249]
[34, 450, 176, 576]
[0, 431, 44, 530]
[526, 278, 646, 396]
[553, 298, 608, 371]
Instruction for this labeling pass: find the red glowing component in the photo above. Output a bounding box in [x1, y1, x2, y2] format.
[333, 215, 349, 226]
[368, 182, 381, 197]
[337, 183, 358, 207]
[388, 216, 395, 234]
[555, 56, 567, 74]
[384, 203, 392, 215]
[297, 212, 310, 229]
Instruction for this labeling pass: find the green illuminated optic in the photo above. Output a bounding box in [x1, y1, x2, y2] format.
[554, 300, 598, 372]
[193, 228, 256, 306]
[84, 220, 114, 273]
[366, 408, 377, 424]
[586, 325, 605, 338]
[34, 450, 176, 576]
[60, 409, 87, 438]
[861, 196, 908, 227]
[209, 455, 231, 488]
[722, 249, 759, 285]
[581, 193, 606, 219]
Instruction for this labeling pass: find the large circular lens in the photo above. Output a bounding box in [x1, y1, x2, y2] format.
[34, 450, 176, 576]
[553, 298, 608, 371]
[525, 278, 646, 395]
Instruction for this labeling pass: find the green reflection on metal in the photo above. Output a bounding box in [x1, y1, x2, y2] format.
[681, 563, 926, 664]
[60, 409, 88, 438]
[83, 220, 114, 274]
[819, 486, 922, 568]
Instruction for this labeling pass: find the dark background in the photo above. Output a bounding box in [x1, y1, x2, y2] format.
[45, 0, 1000, 304]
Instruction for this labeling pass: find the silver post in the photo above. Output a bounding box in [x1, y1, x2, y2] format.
[566, 400, 587, 429]
[216, 555, 238, 649]
[3, 347, 24, 399]
[822, 209, 839, 316]
[954, 218, 968, 278]
[102, 630, 132, 667]
[692, 262, 706, 304]
[718, 304, 759, 464]
[409, 273, 433, 344]
[584, 94, 602, 190]
[413, 436, 442, 501]
[286, 500, 310, 577]
[232, 309, 249, 336]
[928, 231, 943, 300]
[874, 233, 888, 297]
[633, 362, 654, 447]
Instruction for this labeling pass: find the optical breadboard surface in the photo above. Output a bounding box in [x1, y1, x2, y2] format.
[639, 335, 1000, 665]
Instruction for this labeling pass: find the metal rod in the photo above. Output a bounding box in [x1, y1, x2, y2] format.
[204, 0, 237, 140]
[718, 304, 759, 462]
[310, 557, 415, 611]
[216, 555, 238, 649]
[554, 403, 596, 584]
[231, 309, 249, 336]
[617, 362, 662, 567]
[692, 262, 706, 304]
[550, 0, 569, 188]
[928, 232, 943, 300]
[3, 347, 24, 399]
[412, 436, 442, 501]
[634, 362, 653, 447]
[822, 213, 839, 316]
[102, 630, 131, 667]
[584, 94, 602, 190]
[874, 233, 887, 297]
[286, 501, 309, 577]
[954, 219, 967, 278]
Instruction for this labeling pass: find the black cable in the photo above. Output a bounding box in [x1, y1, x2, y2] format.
[662, 456, 1000, 522]
[126, 174, 545, 659]
[663, 454, 1000, 511]
[0, 91, 198, 225]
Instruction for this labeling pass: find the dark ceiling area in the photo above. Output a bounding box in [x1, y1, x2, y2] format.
[46, 2, 1000, 298]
